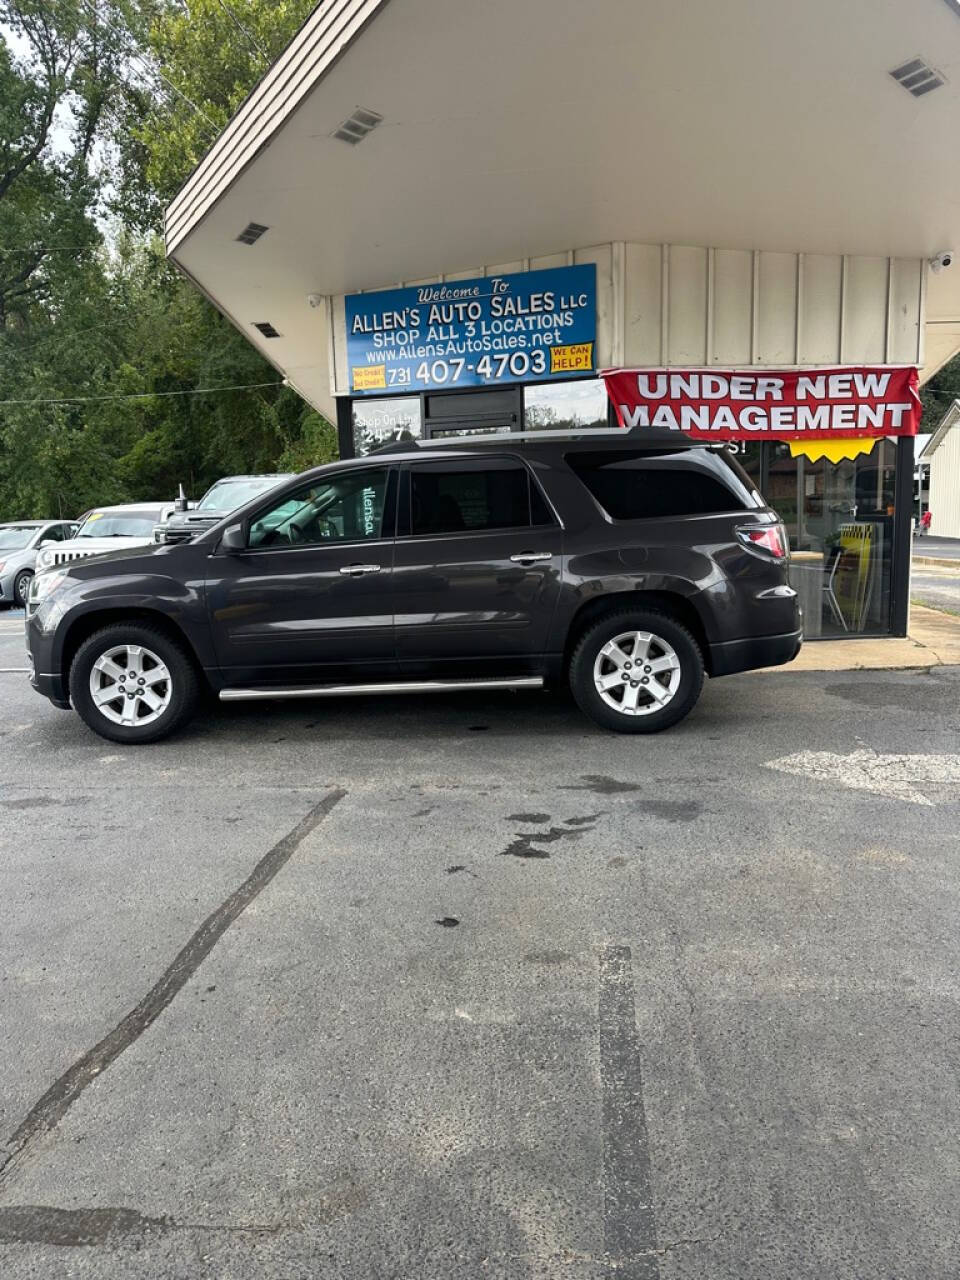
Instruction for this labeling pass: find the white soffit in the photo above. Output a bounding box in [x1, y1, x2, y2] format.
[168, 0, 960, 286]
[166, 0, 960, 412]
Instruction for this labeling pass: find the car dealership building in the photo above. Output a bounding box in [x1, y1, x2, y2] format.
[165, 0, 960, 639]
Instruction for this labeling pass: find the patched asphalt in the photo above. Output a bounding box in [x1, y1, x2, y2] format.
[1, 624, 959, 1279]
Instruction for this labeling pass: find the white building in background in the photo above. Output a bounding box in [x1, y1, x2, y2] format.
[920, 404, 960, 538]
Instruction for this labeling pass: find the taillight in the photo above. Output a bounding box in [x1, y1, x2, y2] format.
[736, 523, 788, 559]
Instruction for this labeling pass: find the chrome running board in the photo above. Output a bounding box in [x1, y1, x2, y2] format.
[219, 676, 544, 702]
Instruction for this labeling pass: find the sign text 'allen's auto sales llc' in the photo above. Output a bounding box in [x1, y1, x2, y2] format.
[346, 264, 597, 395]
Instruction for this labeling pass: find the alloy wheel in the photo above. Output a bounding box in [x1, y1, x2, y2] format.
[88, 643, 173, 727]
[592, 630, 682, 716]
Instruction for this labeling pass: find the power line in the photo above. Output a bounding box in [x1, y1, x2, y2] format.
[0, 244, 105, 254]
[215, 0, 267, 58]
[0, 314, 134, 352]
[73, 0, 220, 133]
[0, 381, 284, 406]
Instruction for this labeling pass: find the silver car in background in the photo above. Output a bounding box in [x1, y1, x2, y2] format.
[0, 521, 78, 607]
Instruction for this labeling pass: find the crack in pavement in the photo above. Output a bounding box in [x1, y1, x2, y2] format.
[0, 788, 346, 1191]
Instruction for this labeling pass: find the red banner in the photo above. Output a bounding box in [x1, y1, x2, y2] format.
[601, 366, 921, 440]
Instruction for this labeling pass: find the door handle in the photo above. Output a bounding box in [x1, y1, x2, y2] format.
[339, 563, 381, 575]
[510, 552, 552, 564]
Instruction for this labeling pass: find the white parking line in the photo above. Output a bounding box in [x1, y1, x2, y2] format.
[767, 748, 960, 806]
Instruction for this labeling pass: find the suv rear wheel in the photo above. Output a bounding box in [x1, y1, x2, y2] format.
[569, 608, 704, 733]
[69, 623, 200, 744]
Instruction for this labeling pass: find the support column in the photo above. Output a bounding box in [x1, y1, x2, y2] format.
[890, 435, 914, 637]
[336, 396, 354, 460]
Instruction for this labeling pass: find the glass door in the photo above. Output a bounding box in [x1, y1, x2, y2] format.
[768, 440, 896, 637]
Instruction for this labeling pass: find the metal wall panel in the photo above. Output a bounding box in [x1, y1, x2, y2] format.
[843, 256, 888, 363]
[574, 244, 615, 372]
[712, 249, 753, 365]
[667, 246, 708, 364]
[757, 252, 797, 364]
[328, 240, 925, 394]
[889, 258, 923, 364]
[623, 242, 662, 365]
[798, 253, 843, 363]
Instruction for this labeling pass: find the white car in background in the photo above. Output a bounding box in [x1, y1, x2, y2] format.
[35, 503, 174, 572]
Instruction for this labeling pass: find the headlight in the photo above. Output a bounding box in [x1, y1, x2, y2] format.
[0, 561, 6, 574]
[36, 548, 56, 569]
[29, 570, 69, 604]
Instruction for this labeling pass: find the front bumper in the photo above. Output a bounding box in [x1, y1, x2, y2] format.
[25, 613, 71, 708]
[707, 628, 803, 677]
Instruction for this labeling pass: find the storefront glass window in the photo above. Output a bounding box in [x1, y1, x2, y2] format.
[353, 397, 422, 455]
[766, 439, 897, 637]
[524, 379, 608, 431]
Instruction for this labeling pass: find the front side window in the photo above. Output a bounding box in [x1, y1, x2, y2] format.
[410, 462, 545, 537]
[566, 450, 755, 521]
[248, 468, 390, 548]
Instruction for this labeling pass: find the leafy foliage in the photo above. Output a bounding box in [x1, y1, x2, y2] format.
[0, 1, 334, 521]
[919, 353, 960, 436]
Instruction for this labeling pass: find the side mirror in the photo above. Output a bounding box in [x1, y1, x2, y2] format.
[220, 523, 247, 552]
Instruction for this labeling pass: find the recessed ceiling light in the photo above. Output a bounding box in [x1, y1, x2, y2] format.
[889, 57, 945, 97]
[333, 106, 383, 145]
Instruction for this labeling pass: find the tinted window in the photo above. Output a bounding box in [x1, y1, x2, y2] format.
[411, 463, 537, 536]
[567, 450, 752, 520]
[248, 469, 390, 547]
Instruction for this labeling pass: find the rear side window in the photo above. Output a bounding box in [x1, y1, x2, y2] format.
[410, 461, 553, 536]
[566, 449, 755, 520]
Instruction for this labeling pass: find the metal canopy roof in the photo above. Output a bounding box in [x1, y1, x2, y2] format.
[166, 0, 960, 414]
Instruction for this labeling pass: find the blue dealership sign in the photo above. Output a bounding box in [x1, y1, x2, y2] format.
[345, 263, 596, 395]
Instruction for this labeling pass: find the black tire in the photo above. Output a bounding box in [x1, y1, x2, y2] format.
[568, 608, 704, 734]
[13, 569, 33, 607]
[69, 623, 200, 745]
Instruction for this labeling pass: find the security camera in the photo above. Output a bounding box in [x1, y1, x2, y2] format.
[930, 251, 954, 273]
[306, 292, 324, 309]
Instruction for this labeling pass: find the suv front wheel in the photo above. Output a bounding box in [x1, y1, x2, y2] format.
[69, 623, 200, 744]
[569, 608, 704, 733]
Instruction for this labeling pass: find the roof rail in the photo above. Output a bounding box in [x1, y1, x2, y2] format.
[370, 429, 633, 454]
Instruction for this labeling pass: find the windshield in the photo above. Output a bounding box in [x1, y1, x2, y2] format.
[197, 477, 285, 512]
[76, 511, 161, 538]
[0, 525, 37, 550]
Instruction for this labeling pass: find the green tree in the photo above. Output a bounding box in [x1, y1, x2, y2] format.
[0, 1, 336, 521]
[919, 353, 960, 434]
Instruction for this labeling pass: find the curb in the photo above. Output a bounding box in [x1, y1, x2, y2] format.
[913, 556, 960, 569]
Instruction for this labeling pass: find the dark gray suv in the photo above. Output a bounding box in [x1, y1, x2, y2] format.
[25, 434, 801, 744]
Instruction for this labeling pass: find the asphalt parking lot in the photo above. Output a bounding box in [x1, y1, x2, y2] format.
[1, 620, 960, 1279]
